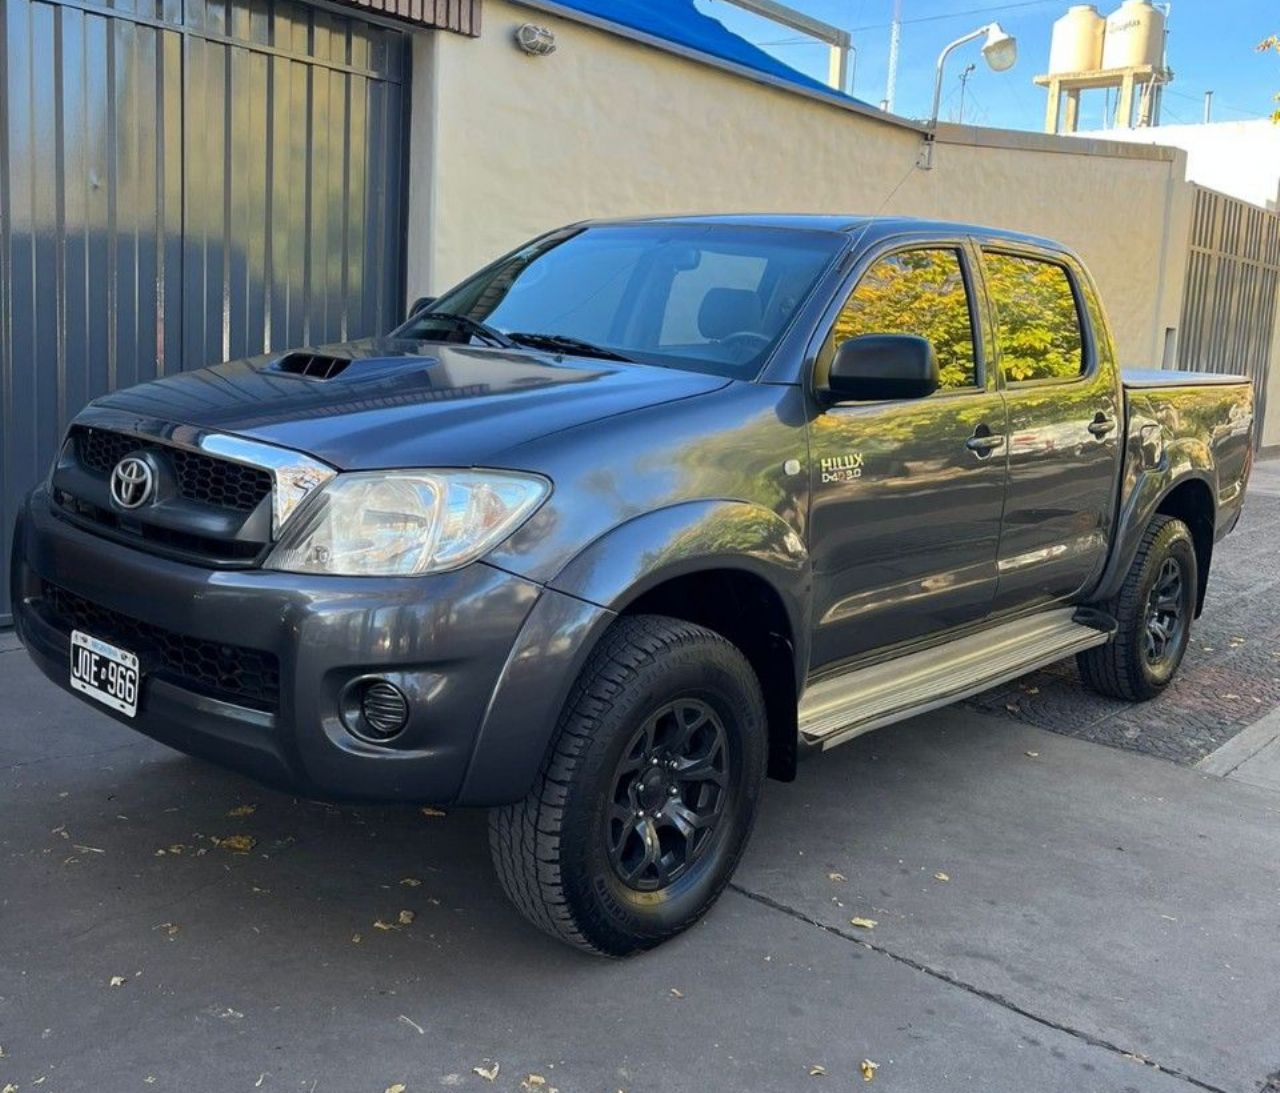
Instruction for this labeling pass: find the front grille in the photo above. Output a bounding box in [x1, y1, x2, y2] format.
[74, 427, 272, 513]
[40, 581, 280, 712]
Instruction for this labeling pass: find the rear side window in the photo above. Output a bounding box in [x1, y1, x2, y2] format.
[831, 248, 978, 391]
[983, 252, 1085, 383]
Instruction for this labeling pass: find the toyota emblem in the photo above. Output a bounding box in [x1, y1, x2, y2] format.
[110, 455, 156, 509]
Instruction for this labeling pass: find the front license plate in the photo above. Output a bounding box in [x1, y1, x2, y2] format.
[70, 630, 140, 717]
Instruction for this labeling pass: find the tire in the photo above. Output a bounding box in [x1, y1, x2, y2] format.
[1078, 514, 1198, 702]
[489, 614, 768, 956]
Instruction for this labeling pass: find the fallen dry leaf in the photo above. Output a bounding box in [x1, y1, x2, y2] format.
[669, 988, 684, 999]
[397, 909, 416, 926]
[1025, 751, 1039, 758]
[849, 917, 878, 930]
[399, 877, 422, 887]
[372, 919, 397, 931]
[227, 804, 257, 817]
[1004, 702, 1020, 714]
[420, 807, 447, 818]
[385, 1084, 407, 1093]
[2, 1084, 15, 1093]
[934, 872, 950, 883]
[522, 1077, 547, 1090]
[108, 975, 127, 987]
[153, 921, 180, 939]
[860, 1058, 879, 1082]
[213, 834, 257, 854]
[472, 1062, 500, 1082]
[808, 1064, 827, 1076]
[352, 933, 363, 944]
[827, 872, 846, 882]
[255, 1075, 266, 1088]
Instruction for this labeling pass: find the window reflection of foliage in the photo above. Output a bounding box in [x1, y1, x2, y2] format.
[985, 253, 1084, 383]
[832, 250, 977, 391]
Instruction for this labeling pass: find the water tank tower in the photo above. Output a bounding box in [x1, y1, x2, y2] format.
[1035, 0, 1171, 134]
[1049, 6, 1105, 75]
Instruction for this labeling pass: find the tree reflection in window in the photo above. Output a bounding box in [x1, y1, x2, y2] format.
[984, 252, 1085, 383]
[832, 249, 978, 391]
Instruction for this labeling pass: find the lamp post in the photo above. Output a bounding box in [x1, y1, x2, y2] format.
[919, 22, 1017, 168]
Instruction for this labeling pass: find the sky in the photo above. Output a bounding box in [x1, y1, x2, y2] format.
[693, 0, 1278, 132]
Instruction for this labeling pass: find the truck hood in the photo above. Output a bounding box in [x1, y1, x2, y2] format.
[91, 339, 730, 469]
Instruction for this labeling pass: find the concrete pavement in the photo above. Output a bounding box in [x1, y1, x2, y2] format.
[3, 643, 1279, 1093]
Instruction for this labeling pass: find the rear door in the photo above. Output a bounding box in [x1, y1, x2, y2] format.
[977, 245, 1123, 612]
[806, 239, 1008, 671]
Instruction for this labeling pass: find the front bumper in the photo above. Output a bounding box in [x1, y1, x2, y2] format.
[11, 487, 607, 804]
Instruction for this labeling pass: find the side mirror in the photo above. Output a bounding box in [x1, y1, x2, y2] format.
[825, 334, 939, 401]
[407, 295, 436, 321]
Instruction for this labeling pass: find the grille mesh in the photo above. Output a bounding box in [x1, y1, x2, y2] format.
[41, 582, 280, 711]
[74, 427, 272, 513]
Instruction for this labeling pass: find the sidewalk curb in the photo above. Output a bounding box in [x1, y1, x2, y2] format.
[1196, 707, 1280, 777]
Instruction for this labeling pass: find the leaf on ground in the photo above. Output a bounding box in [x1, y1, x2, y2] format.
[934, 872, 950, 882]
[153, 921, 180, 939]
[1025, 751, 1039, 758]
[372, 919, 397, 931]
[108, 975, 127, 987]
[521, 1077, 548, 1090]
[385, 1084, 407, 1093]
[827, 872, 846, 882]
[212, 834, 257, 854]
[227, 804, 257, 817]
[1004, 703, 1020, 714]
[860, 1059, 879, 1082]
[849, 917, 878, 930]
[397, 910, 416, 926]
[669, 988, 684, 999]
[351, 933, 363, 944]
[808, 1064, 827, 1076]
[420, 807, 447, 819]
[472, 1062, 500, 1082]
[399, 878, 422, 887]
[4, 1084, 18, 1093]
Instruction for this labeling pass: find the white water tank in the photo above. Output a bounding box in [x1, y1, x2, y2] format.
[1049, 5, 1105, 74]
[1101, 0, 1166, 70]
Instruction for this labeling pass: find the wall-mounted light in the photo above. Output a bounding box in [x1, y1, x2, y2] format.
[515, 23, 557, 56]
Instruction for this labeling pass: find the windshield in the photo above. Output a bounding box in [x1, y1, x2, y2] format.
[394, 224, 845, 379]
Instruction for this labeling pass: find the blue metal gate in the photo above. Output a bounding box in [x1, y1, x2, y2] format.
[0, 0, 409, 621]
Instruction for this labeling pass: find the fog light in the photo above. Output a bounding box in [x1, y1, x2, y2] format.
[357, 680, 410, 740]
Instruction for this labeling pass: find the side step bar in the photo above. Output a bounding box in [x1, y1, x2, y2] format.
[798, 608, 1113, 751]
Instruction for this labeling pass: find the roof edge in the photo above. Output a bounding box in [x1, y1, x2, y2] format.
[507, 0, 927, 136]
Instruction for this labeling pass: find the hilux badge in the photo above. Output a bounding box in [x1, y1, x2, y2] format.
[820, 452, 864, 484]
[110, 455, 156, 509]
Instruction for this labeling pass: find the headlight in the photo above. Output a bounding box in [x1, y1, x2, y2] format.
[264, 470, 550, 576]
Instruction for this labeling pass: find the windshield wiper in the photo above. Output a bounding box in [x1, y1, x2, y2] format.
[506, 331, 634, 363]
[417, 311, 515, 349]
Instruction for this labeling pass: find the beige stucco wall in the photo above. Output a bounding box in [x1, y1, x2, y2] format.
[406, 0, 1193, 369]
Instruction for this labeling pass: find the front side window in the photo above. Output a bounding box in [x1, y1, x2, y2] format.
[983, 252, 1086, 383]
[394, 224, 844, 379]
[828, 248, 979, 391]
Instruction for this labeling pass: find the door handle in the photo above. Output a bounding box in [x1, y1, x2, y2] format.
[962, 435, 1003, 455]
[965, 429, 1005, 457]
[1088, 413, 1117, 437]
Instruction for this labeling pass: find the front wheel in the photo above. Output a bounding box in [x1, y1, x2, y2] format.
[1078, 514, 1198, 702]
[489, 615, 768, 956]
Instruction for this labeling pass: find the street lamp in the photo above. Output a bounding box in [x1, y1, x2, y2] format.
[920, 21, 1018, 167]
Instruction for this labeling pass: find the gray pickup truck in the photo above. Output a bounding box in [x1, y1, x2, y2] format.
[11, 216, 1254, 955]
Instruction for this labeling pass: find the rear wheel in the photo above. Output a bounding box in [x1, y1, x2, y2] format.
[489, 615, 767, 956]
[1078, 514, 1197, 702]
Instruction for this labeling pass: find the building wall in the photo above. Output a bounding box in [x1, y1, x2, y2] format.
[407, 0, 1191, 370]
[1085, 120, 1280, 213]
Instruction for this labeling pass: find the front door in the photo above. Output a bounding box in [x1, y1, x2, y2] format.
[807, 243, 1008, 672]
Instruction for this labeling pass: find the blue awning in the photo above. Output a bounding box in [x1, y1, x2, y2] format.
[546, 0, 864, 103]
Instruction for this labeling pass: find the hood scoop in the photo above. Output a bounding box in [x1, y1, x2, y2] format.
[275, 351, 352, 380]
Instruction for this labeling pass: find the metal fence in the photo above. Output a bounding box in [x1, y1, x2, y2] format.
[1178, 185, 1280, 443]
[0, 0, 410, 621]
